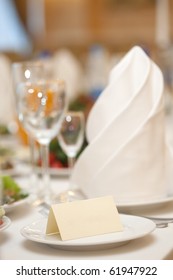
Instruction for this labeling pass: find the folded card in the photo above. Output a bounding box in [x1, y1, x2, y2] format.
[46, 196, 123, 241]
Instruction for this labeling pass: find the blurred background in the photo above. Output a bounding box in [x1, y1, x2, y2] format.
[1, 0, 173, 128]
[0, 0, 172, 58]
[1, 0, 173, 170]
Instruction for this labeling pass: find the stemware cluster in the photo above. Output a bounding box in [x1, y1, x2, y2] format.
[12, 62, 67, 201]
[12, 61, 85, 203]
[12, 62, 44, 176]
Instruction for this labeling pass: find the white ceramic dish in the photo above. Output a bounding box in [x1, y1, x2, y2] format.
[0, 216, 11, 232]
[116, 194, 173, 212]
[36, 166, 71, 177]
[0, 161, 30, 176]
[3, 193, 31, 214]
[1, 162, 70, 177]
[20, 214, 155, 251]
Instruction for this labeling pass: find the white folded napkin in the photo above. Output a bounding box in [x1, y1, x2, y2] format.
[70, 46, 173, 203]
[0, 54, 15, 124]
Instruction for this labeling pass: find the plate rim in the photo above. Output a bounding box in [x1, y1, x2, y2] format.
[0, 216, 11, 232]
[35, 166, 71, 176]
[116, 193, 173, 209]
[20, 214, 156, 249]
[1, 163, 71, 177]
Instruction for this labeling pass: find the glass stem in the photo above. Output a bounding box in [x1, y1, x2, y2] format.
[68, 156, 75, 169]
[28, 136, 38, 192]
[29, 136, 36, 168]
[40, 143, 50, 199]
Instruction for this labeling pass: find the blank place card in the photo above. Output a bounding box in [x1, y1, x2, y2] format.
[46, 195, 123, 241]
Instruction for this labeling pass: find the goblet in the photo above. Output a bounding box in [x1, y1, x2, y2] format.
[56, 111, 85, 202]
[58, 111, 85, 168]
[15, 79, 67, 200]
[12, 61, 44, 186]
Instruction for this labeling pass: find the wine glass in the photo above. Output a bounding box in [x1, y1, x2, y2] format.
[56, 111, 85, 202]
[11, 61, 44, 187]
[58, 111, 85, 168]
[15, 79, 67, 201]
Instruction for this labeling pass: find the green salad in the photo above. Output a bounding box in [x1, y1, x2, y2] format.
[0, 175, 29, 204]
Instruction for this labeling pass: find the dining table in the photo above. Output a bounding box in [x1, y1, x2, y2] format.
[1, 167, 173, 261]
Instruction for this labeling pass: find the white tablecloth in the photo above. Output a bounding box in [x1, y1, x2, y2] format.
[1, 175, 173, 260]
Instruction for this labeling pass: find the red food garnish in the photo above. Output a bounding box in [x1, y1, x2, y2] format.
[51, 161, 64, 168]
[49, 153, 56, 165]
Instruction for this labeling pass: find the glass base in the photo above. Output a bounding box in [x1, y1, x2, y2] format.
[51, 189, 86, 203]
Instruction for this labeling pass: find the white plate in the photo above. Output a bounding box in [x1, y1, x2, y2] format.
[49, 167, 71, 177]
[3, 194, 31, 214]
[0, 216, 11, 232]
[20, 214, 155, 251]
[1, 162, 70, 177]
[116, 194, 173, 212]
[36, 166, 71, 177]
[0, 162, 30, 176]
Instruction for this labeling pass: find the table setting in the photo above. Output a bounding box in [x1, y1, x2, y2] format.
[1, 45, 173, 260]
